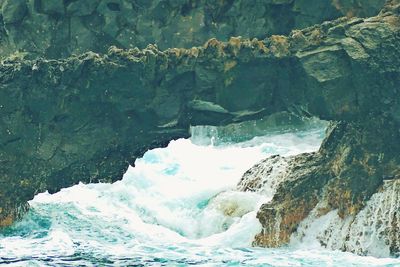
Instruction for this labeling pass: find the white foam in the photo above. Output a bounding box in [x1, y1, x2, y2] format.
[4, 129, 317, 256]
[3, 123, 399, 266]
[291, 181, 400, 258]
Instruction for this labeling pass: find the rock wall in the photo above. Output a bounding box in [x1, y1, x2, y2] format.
[244, 119, 400, 256]
[0, 0, 386, 58]
[236, 1, 400, 253]
[0, 0, 399, 254]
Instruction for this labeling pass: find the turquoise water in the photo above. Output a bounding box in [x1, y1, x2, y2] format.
[1, 123, 399, 266]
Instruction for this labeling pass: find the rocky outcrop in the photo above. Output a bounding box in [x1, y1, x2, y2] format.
[243, 119, 400, 255]
[234, 1, 400, 256]
[290, 179, 400, 257]
[0, 0, 386, 58]
[1, 0, 399, 242]
[235, 1, 400, 255]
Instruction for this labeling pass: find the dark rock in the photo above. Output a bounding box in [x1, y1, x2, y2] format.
[67, 0, 100, 17]
[334, 0, 387, 18]
[0, 2, 399, 258]
[249, 118, 400, 254]
[39, 0, 64, 16]
[1, 0, 27, 24]
[0, 0, 387, 58]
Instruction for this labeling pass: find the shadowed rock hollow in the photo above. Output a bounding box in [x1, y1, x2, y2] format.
[0, 0, 399, 257]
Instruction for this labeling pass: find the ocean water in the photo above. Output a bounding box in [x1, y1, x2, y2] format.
[1, 121, 399, 266]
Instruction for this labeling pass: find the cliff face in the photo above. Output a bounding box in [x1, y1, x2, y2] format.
[0, 0, 386, 58]
[0, 0, 399, 256]
[236, 1, 400, 255]
[242, 119, 400, 256]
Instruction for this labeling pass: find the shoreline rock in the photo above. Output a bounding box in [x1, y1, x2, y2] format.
[290, 180, 400, 257]
[242, 118, 400, 256]
[0, 1, 399, 252]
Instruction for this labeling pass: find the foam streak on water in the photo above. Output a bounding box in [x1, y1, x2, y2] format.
[0, 124, 399, 266]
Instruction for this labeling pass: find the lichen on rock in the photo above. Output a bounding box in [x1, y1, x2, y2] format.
[0, 0, 387, 58]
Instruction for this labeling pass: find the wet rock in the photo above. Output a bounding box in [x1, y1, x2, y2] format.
[247, 118, 400, 255]
[251, 152, 326, 247]
[291, 180, 400, 257]
[0, 1, 399, 247]
[237, 155, 291, 195]
[0, 202, 29, 227]
[190, 112, 322, 146]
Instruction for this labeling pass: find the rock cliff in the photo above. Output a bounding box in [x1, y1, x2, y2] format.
[0, 0, 399, 257]
[241, 119, 400, 256]
[236, 1, 400, 255]
[0, 0, 386, 58]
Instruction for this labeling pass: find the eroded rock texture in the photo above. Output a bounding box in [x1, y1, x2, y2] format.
[290, 179, 400, 257]
[237, 1, 400, 255]
[0, 0, 386, 58]
[0, 1, 399, 255]
[245, 120, 400, 254]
